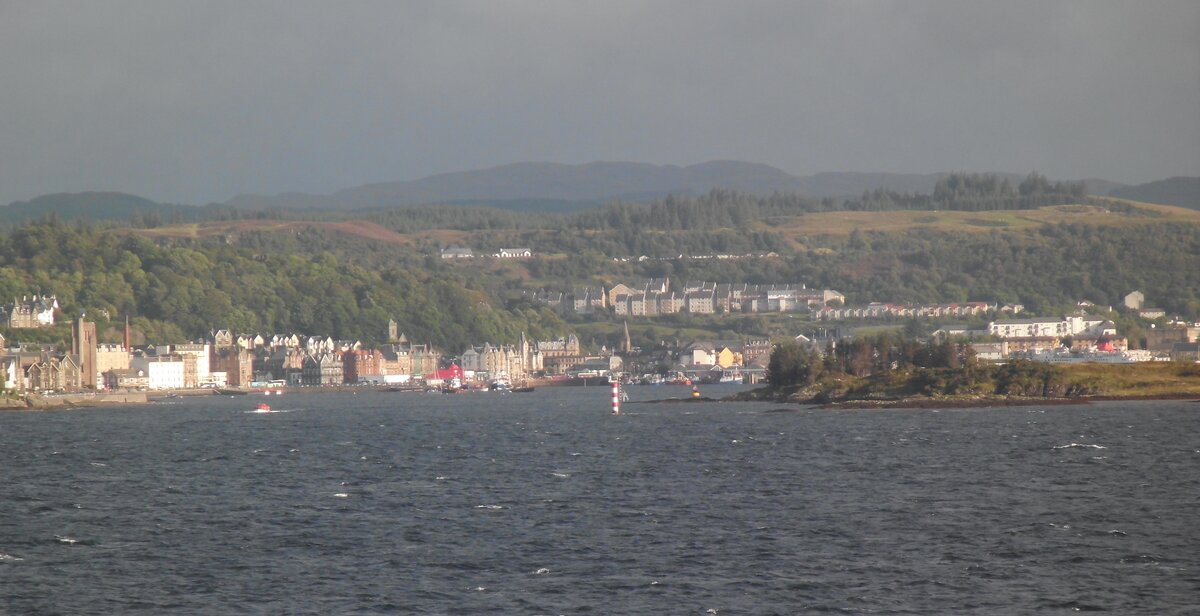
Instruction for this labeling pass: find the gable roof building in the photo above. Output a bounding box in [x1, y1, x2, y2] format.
[2, 295, 59, 329]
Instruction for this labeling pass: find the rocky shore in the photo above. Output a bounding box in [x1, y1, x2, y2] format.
[729, 387, 1200, 410]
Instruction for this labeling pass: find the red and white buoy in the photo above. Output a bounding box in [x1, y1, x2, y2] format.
[611, 379, 620, 415]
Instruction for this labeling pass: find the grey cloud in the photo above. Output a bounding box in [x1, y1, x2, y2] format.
[0, 0, 1195, 204]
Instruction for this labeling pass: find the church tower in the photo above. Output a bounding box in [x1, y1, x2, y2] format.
[73, 316, 97, 389]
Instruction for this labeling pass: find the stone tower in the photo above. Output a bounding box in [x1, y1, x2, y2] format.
[73, 316, 97, 389]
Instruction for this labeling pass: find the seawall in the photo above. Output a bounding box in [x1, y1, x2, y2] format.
[23, 391, 150, 409]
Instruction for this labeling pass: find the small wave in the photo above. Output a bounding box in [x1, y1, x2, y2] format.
[1053, 443, 1106, 450]
[89, 462, 107, 467]
[534, 567, 550, 575]
[0, 553, 23, 562]
[333, 493, 349, 498]
[54, 535, 82, 545]
[551, 472, 570, 479]
[475, 505, 504, 510]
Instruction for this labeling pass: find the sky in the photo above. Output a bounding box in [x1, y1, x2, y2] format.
[0, 1, 1197, 205]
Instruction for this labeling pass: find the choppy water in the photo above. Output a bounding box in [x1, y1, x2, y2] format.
[2, 388, 1198, 614]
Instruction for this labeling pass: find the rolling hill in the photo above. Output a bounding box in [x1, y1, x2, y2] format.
[224, 161, 1076, 211]
[0, 192, 222, 225]
[1108, 177, 1200, 210]
[3, 164, 1168, 221]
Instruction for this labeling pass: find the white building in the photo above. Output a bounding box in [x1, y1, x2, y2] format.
[440, 247, 474, 259]
[160, 343, 210, 388]
[988, 316, 1110, 339]
[131, 355, 186, 390]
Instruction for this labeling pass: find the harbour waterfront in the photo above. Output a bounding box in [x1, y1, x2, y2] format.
[2, 388, 1197, 614]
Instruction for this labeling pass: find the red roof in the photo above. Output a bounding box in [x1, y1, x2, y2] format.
[429, 364, 464, 380]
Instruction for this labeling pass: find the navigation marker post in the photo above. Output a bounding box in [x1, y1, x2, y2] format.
[611, 379, 620, 415]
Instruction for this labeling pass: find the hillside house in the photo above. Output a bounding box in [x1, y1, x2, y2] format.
[440, 247, 474, 259]
[988, 316, 1109, 339]
[685, 291, 716, 314]
[2, 295, 59, 329]
[608, 283, 640, 307]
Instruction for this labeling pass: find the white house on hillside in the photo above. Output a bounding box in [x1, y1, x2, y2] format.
[988, 316, 1111, 339]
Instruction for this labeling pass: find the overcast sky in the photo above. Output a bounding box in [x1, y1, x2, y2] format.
[1, 1, 1197, 204]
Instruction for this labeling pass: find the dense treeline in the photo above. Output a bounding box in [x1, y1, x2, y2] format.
[516, 221, 1200, 318]
[768, 337, 1103, 400]
[219, 172, 1090, 255]
[2, 170, 1194, 354]
[0, 221, 567, 351]
[843, 172, 1088, 212]
[565, 173, 1087, 235]
[452, 173, 1096, 259]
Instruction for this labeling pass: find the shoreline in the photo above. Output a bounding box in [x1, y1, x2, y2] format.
[5, 386, 1197, 413]
[772, 392, 1200, 410]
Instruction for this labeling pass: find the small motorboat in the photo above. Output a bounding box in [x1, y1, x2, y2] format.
[254, 403, 271, 412]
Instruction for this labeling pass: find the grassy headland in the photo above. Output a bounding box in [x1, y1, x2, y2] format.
[734, 346, 1200, 408]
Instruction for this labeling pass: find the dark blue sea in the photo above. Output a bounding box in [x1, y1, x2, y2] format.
[2, 387, 1198, 614]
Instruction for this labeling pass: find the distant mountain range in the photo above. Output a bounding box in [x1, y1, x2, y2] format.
[223, 161, 1017, 210]
[0, 192, 218, 225]
[1107, 177, 1200, 209]
[3, 162, 1197, 222]
[222, 161, 1163, 211]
